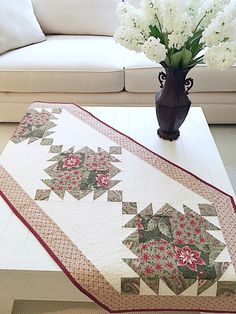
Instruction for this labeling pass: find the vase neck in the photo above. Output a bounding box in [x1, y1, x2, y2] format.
[161, 68, 190, 94]
[165, 68, 190, 82]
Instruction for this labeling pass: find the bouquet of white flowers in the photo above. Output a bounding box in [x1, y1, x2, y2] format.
[114, 0, 236, 71]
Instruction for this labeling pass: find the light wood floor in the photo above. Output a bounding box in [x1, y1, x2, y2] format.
[0, 123, 235, 314]
[210, 125, 236, 193]
[13, 300, 201, 314]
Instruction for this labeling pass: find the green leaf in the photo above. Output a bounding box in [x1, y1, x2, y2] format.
[189, 56, 204, 67]
[163, 57, 171, 67]
[182, 48, 193, 68]
[149, 25, 160, 38]
[192, 45, 204, 58]
[147, 219, 158, 231]
[162, 33, 169, 48]
[149, 25, 165, 45]
[169, 48, 192, 69]
[158, 218, 172, 239]
[187, 30, 202, 46]
[185, 30, 204, 57]
[170, 50, 183, 68]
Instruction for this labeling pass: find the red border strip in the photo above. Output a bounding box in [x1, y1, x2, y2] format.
[1, 101, 236, 313]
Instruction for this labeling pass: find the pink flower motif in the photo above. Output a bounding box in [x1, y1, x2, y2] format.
[96, 173, 109, 188]
[155, 263, 162, 271]
[159, 245, 165, 251]
[141, 244, 148, 250]
[176, 230, 182, 237]
[166, 262, 174, 269]
[144, 265, 153, 274]
[175, 246, 205, 271]
[200, 237, 206, 243]
[190, 219, 196, 226]
[142, 252, 150, 261]
[154, 253, 161, 260]
[167, 250, 174, 258]
[64, 154, 80, 168]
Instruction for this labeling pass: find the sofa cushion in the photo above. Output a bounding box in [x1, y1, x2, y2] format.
[0, 36, 124, 93]
[0, 0, 45, 55]
[32, 0, 120, 36]
[124, 51, 236, 93]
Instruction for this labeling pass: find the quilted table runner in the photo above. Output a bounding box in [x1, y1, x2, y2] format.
[0, 102, 236, 313]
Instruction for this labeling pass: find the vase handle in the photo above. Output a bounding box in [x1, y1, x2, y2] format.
[158, 71, 166, 88]
[185, 77, 194, 95]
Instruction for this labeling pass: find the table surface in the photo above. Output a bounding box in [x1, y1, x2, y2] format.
[0, 106, 235, 311]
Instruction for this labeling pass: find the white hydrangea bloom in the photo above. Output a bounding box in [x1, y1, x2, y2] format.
[185, 0, 203, 17]
[159, 0, 193, 49]
[197, 0, 230, 30]
[202, 0, 236, 47]
[116, 2, 149, 38]
[121, 9, 150, 38]
[168, 13, 193, 49]
[140, 0, 163, 27]
[161, 0, 186, 33]
[203, 41, 236, 71]
[114, 26, 146, 52]
[185, 0, 203, 30]
[142, 36, 167, 62]
[202, 11, 236, 47]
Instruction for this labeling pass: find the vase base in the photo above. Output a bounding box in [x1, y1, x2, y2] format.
[157, 128, 180, 141]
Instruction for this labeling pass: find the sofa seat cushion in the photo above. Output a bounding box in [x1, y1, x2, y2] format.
[0, 36, 124, 93]
[124, 51, 236, 93]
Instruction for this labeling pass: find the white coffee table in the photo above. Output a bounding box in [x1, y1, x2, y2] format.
[0, 107, 235, 314]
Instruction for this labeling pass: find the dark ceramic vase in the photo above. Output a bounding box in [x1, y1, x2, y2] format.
[155, 67, 194, 141]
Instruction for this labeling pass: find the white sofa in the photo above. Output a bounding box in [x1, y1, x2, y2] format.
[0, 0, 236, 123]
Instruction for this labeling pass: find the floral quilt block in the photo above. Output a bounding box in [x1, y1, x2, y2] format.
[11, 108, 60, 144]
[38, 146, 121, 201]
[122, 203, 226, 296]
